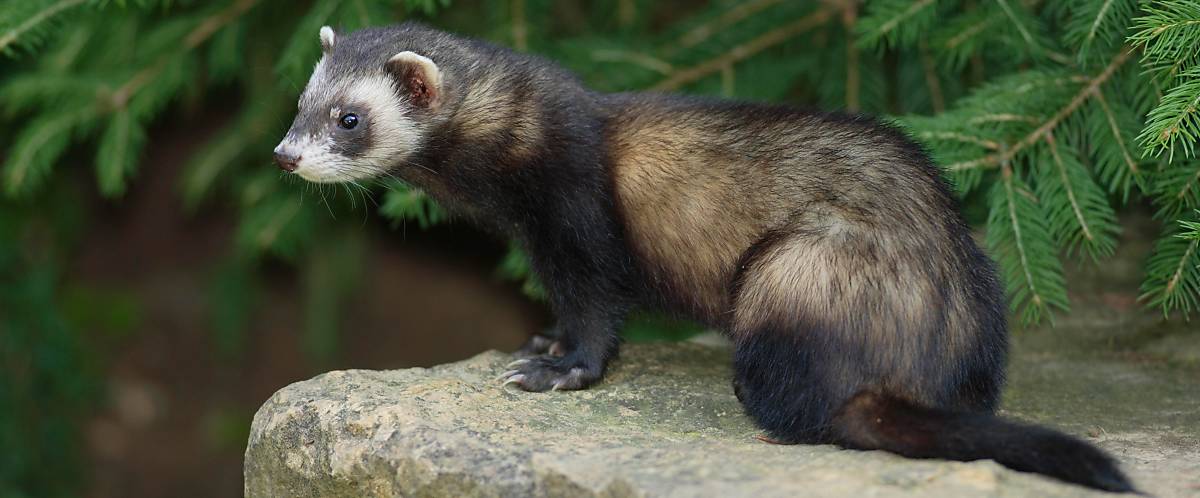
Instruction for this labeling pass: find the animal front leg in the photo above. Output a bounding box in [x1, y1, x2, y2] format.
[500, 308, 622, 391]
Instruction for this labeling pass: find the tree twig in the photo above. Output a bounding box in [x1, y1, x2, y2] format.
[654, 8, 833, 91]
[661, 0, 784, 56]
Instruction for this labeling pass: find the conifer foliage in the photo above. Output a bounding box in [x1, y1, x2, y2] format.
[1, 0, 1199, 332]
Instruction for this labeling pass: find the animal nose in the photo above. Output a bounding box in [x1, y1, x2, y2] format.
[274, 150, 300, 172]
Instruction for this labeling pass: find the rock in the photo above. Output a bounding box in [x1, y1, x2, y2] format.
[244, 338, 1199, 497]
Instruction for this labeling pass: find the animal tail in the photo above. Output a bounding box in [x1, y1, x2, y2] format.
[830, 390, 1136, 493]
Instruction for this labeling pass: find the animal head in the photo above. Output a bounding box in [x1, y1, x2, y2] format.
[273, 26, 444, 183]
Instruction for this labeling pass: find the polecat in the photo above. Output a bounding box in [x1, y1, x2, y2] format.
[273, 22, 1134, 493]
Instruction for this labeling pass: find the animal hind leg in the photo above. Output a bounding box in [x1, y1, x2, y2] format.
[729, 233, 872, 443]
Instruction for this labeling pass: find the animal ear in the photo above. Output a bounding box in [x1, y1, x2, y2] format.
[319, 26, 336, 54]
[385, 51, 442, 109]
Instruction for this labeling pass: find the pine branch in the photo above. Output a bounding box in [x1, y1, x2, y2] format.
[660, 0, 784, 55]
[916, 131, 1003, 149]
[2, 108, 90, 196]
[1046, 135, 1092, 242]
[1082, 0, 1118, 51]
[1089, 89, 1145, 199]
[653, 7, 833, 90]
[933, 10, 1000, 69]
[1137, 66, 1200, 160]
[1038, 132, 1119, 259]
[856, 0, 939, 50]
[1141, 212, 1200, 315]
[95, 109, 146, 197]
[1128, 1, 1200, 75]
[1152, 159, 1200, 218]
[967, 113, 1041, 125]
[108, 0, 260, 110]
[182, 92, 288, 208]
[1064, 0, 1137, 62]
[0, 0, 87, 57]
[946, 48, 1134, 171]
[994, 0, 1039, 54]
[987, 163, 1069, 324]
[590, 49, 673, 74]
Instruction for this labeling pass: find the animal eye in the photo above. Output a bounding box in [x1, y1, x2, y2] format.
[338, 113, 359, 130]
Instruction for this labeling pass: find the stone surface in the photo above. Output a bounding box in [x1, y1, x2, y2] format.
[245, 333, 1200, 498]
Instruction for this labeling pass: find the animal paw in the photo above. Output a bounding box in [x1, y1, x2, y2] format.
[497, 355, 601, 392]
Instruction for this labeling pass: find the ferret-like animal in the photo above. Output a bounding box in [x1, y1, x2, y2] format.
[274, 23, 1133, 492]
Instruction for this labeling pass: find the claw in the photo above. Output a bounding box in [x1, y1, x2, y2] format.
[502, 374, 526, 389]
[506, 359, 532, 369]
[755, 434, 794, 445]
[495, 369, 521, 382]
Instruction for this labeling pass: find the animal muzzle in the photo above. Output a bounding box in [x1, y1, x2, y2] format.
[273, 146, 301, 172]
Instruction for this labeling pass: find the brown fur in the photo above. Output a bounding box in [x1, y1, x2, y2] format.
[608, 112, 767, 323]
[452, 74, 544, 165]
[603, 96, 992, 406]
